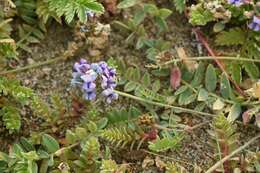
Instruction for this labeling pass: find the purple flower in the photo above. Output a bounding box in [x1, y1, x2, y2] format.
[81, 70, 97, 83]
[82, 82, 96, 92]
[98, 61, 108, 72]
[101, 75, 117, 89]
[102, 88, 118, 103]
[91, 63, 103, 74]
[72, 59, 118, 103]
[248, 16, 260, 31]
[71, 72, 82, 85]
[84, 91, 96, 100]
[228, 0, 244, 6]
[104, 68, 116, 78]
[82, 80, 97, 101]
[73, 59, 90, 74]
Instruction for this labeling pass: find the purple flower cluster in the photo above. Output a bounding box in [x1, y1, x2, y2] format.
[72, 59, 118, 103]
[227, 0, 244, 6]
[248, 16, 260, 31]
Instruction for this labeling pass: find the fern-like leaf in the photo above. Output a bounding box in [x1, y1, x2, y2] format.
[215, 28, 245, 46]
[100, 160, 119, 173]
[0, 106, 21, 131]
[0, 77, 33, 104]
[74, 137, 100, 173]
[46, 0, 104, 23]
[36, 0, 61, 24]
[148, 133, 183, 152]
[189, 5, 214, 26]
[101, 125, 138, 148]
[15, 0, 37, 24]
[107, 106, 141, 124]
[31, 96, 52, 121]
[210, 114, 238, 172]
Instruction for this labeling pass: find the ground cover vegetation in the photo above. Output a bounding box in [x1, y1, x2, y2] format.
[0, 0, 260, 172]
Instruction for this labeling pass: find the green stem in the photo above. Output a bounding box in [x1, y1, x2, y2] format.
[162, 56, 260, 67]
[181, 79, 235, 104]
[0, 56, 64, 75]
[115, 90, 215, 117]
[16, 30, 33, 47]
[181, 80, 259, 106]
[205, 133, 260, 173]
[143, 149, 194, 166]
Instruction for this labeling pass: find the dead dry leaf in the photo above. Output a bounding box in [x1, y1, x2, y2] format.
[176, 47, 198, 71]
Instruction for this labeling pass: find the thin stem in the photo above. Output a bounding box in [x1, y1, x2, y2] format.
[0, 19, 12, 28]
[163, 56, 260, 66]
[205, 133, 260, 173]
[54, 142, 80, 156]
[16, 30, 33, 47]
[182, 78, 258, 106]
[181, 79, 235, 105]
[143, 149, 194, 166]
[181, 80, 197, 93]
[0, 56, 64, 75]
[115, 90, 215, 117]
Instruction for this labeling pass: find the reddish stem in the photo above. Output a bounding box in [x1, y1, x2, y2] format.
[192, 28, 246, 97]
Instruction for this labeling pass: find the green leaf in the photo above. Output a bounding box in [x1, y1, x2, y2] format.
[133, 10, 146, 25]
[65, 130, 77, 144]
[133, 68, 141, 80]
[243, 62, 259, 79]
[143, 4, 158, 15]
[205, 64, 217, 92]
[191, 62, 206, 87]
[178, 89, 196, 105]
[117, 0, 139, 9]
[0, 152, 9, 162]
[42, 134, 60, 153]
[28, 161, 38, 173]
[227, 104, 241, 122]
[189, 6, 214, 25]
[22, 151, 39, 160]
[195, 102, 206, 112]
[75, 127, 87, 138]
[152, 80, 161, 92]
[86, 2, 104, 12]
[12, 144, 24, 158]
[215, 28, 245, 46]
[155, 17, 168, 31]
[158, 8, 172, 19]
[87, 121, 98, 132]
[173, 0, 186, 13]
[97, 117, 108, 129]
[136, 37, 145, 49]
[220, 74, 231, 99]
[0, 106, 21, 131]
[20, 137, 35, 152]
[231, 64, 242, 84]
[174, 86, 188, 95]
[124, 81, 137, 92]
[142, 72, 151, 87]
[78, 7, 86, 22]
[148, 134, 183, 152]
[213, 22, 225, 32]
[213, 99, 225, 110]
[198, 88, 209, 101]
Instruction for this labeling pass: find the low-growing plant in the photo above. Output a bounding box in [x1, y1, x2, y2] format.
[114, 0, 172, 61]
[0, 0, 104, 59]
[187, 0, 260, 81]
